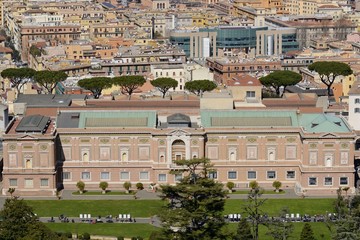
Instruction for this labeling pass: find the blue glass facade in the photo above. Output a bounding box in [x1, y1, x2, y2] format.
[170, 26, 299, 57]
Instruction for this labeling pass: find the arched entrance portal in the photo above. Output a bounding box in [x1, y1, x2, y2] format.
[172, 140, 185, 162]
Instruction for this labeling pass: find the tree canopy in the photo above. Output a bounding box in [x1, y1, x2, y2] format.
[77, 77, 113, 99]
[259, 70, 302, 97]
[151, 77, 178, 98]
[34, 70, 68, 94]
[300, 223, 316, 240]
[234, 218, 253, 240]
[308, 61, 353, 96]
[113, 75, 146, 100]
[184, 80, 217, 97]
[1, 68, 36, 93]
[159, 158, 229, 240]
[243, 187, 267, 240]
[0, 197, 61, 240]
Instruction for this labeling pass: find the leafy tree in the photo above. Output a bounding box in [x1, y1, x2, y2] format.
[300, 223, 316, 240]
[113, 75, 146, 100]
[159, 158, 229, 240]
[350, 195, 360, 209]
[1, 68, 36, 93]
[272, 181, 282, 192]
[29, 45, 44, 57]
[243, 187, 267, 240]
[265, 207, 293, 240]
[334, 187, 347, 219]
[81, 232, 91, 240]
[249, 181, 259, 190]
[259, 70, 302, 97]
[136, 182, 144, 190]
[76, 181, 85, 194]
[332, 209, 360, 240]
[151, 77, 178, 98]
[34, 70, 68, 94]
[342, 187, 350, 198]
[123, 181, 132, 193]
[233, 218, 253, 240]
[227, 181, 235, 192]
[77, 77, 113, 99]
[308, 61, 353, 96]
[0, 197, 60, 240]
[7, 188, 15, 197]
[185, 80, 217, 97]
[99, 182, 109, 193]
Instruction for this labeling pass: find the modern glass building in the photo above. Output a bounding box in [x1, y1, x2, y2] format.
[170, 26, 299, 58]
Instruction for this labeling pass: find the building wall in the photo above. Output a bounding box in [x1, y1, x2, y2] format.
[2, 129, 57, 196]
[2, 117, 356, 196]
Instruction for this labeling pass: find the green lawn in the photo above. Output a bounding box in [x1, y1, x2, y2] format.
[46, 223, 159, 239]
[27, 200, 166, 218]
[27, 198, 335, 218]
[230, 190, 286, 194]
[72, 191, 135, 195]
[224, 198, 335, 216]
[228, 222, 332, 240]
[45, 222, 332, 240]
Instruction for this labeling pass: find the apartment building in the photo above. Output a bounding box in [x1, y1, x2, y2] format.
[206, 57, 281, 85]
[266, 15, 356, 49]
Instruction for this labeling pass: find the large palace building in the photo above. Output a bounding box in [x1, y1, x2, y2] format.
[1, 109, 357, 196]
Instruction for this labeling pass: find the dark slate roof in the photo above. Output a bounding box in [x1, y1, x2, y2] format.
[101, 2, 116, 8]
[56, 112, 81, 128]
[15, 94, 87, 107]
[15, 115, 50, 132]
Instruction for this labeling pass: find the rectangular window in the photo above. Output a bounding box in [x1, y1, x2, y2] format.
[81, 172, 91, 180]
[24, 179, 33, 188]
[9, 179, 17, 187]
[309, 177, 317, 186]
[209, 171, 218, 179]
[247, 171, 256, 179]
[324, 177, 332, 186]
[175, 174, 182, 182]
[286, 171, 295, 179]
[340, 177, 348, 185]
[63, 172, 71, 180]
[139, 171, 149, 180]
[158, 174, 166, 182]
[40, 179, 49, 187]
[246, 91, 256, 98]
[267, 171, 276, 179]
[101, 172, 110, 180]
[120, 172, 129, 180]
[228, 171, 237, 179]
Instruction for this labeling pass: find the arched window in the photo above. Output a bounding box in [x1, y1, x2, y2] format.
[25, 159, 32, 169]
[122, 152, 128, 161]
[230, 152, 236, 161]
[82, 152, 89, 162]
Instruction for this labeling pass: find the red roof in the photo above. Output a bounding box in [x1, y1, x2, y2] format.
[228, 74, 262, 87]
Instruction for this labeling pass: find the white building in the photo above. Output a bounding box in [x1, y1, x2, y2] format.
[348, 80, 360, 131]
[150, 64, 185, 92]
